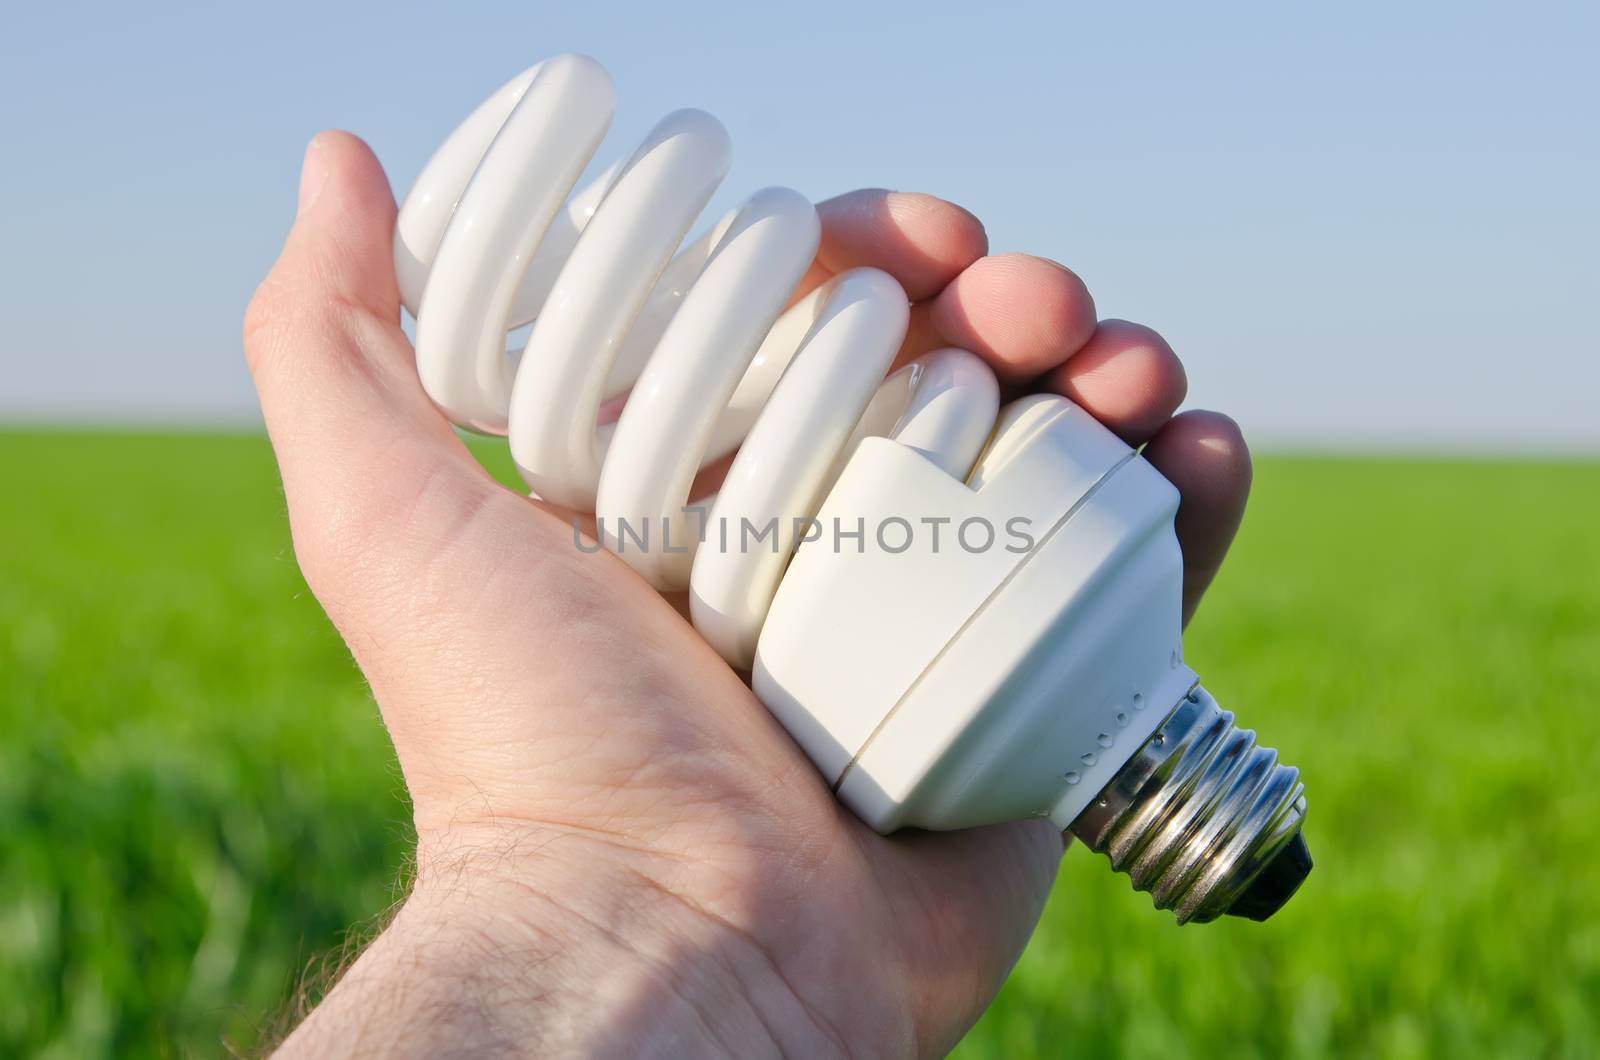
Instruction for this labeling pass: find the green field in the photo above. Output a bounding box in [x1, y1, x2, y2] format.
[2, 430, 1597, 1057]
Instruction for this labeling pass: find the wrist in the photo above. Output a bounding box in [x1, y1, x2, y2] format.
[277, 823, 856, 1058]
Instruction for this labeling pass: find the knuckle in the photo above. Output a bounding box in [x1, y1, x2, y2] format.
[241, 276, 287, 367]
[242, 267, 356, 375]
[243, 274, 327, 373]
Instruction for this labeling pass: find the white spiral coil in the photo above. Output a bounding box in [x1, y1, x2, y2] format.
[396, 54, 1001, 668]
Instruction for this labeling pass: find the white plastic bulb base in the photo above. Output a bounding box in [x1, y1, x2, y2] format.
[753, 394, 1311, 923]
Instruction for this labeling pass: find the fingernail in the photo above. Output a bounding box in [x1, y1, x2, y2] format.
[297, 135, 329, 217]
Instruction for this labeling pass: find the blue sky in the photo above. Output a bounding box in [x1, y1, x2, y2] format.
[2, 0, 1595, 451]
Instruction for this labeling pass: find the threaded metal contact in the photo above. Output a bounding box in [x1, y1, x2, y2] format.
[1068, 685, 1309, 924]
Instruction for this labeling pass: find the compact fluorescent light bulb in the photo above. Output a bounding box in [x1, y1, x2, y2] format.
[397, 53, 1312, 924]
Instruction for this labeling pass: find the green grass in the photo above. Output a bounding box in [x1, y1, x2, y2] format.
[2, 430, 1597, 1057]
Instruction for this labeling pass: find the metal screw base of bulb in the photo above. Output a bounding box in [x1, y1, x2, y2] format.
[1068, 686, 1311, 925]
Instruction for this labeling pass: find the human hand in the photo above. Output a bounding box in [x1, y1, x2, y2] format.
[244, 131, 1251, 1057]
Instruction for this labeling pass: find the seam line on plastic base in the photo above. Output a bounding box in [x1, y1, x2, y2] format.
[830, 449, 1141, 795]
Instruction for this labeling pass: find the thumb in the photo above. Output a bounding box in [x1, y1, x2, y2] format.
[286, 130, 402, 319]
[243, 131, 486, 602]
